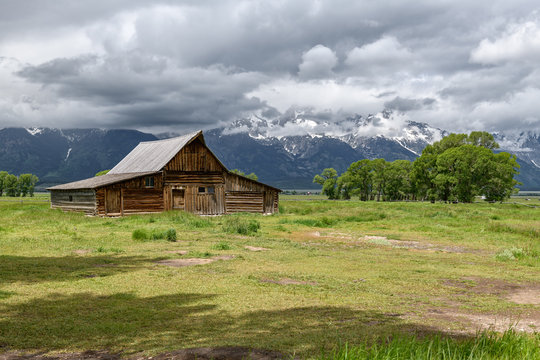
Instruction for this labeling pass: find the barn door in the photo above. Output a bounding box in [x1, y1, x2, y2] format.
[264, 191, 274, 213]
[172, 189, 185, 210]
[106, 189, 121, 215]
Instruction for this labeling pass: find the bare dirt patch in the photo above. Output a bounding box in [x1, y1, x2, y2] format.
[443, 276, 538, 302]
[260, 278, 317, 286]
[426, 277, 540, 333]
[363, 235, 472, 253]
[296, 231, 475, 253]
[244, 246, 270, 252]
[0, 347, 288, 360]
[423, 309, 540, 334]
[165, 250, 188, 255]
[147, 346, 288, 360]
[156, 255, 235, 267]
[73, 249, 92, 255]
[508, 289, 540, 305]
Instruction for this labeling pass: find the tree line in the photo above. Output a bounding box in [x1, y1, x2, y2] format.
[0, 171, 39, 197]
[313, 132, 520, 203]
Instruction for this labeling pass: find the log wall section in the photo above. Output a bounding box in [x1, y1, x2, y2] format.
[164, 138, 224, 172]
[96, 174, 164, 216]
[224, 173, 279, 214]
[50, 190, 96, 215]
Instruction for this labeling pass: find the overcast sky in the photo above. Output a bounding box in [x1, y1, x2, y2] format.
[1, 0, 540, 134]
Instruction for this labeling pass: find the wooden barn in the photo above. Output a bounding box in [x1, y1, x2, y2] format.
[48, 131, 281, 216]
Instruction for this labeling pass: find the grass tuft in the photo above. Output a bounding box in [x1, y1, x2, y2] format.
[132, 228, 177, 241]
[320, 330, 540, 360]
[212, 241, 232, 250]
[222, 216, 260, 235]
[495, 247, 525, 261]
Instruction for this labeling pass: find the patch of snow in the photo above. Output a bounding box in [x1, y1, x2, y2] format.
[26, 127, 43, 136]
[394, 139, 420, 156]
[65, 148, 72, 161]
[531, 160, 540, 169]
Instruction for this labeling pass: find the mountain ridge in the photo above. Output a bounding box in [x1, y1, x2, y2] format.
[1, 112, 539, 190]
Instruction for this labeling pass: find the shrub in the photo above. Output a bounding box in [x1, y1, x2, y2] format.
[212, 241, 231, 250]
[496, 247, 525, 261]
[132, 228, 176, 241]
[132, 229, 149, 240]
[223, 216, 260, 235]
[165, 228, 177, 242]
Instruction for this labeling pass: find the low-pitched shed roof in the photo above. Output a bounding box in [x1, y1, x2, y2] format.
[47, 172, 156, 190]
[108, 130, 202, 174]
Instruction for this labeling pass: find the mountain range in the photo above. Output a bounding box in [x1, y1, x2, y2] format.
[1, 110, 539, 190]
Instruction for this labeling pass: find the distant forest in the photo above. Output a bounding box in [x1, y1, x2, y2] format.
[0, 171, 39, 197]
[314, 132, 520, 202]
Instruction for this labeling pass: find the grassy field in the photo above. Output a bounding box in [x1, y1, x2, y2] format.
[0, 195, 538, 358]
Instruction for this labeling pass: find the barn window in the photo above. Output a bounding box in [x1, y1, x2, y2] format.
[145, 176, 154, 188]
[207, 186, 215, 194]
[198, 186, 205, 193]
[68, 195, 73, 202]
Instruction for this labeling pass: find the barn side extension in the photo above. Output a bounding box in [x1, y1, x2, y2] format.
[48, 131, 281, 216]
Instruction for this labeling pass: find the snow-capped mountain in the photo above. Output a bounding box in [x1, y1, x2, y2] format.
[494, 131, 540, 169]
[202, 109, 538, 189]
[1, 111, 538, 190]
[0, 127, 157, 186]
[221, 109, 447, 158]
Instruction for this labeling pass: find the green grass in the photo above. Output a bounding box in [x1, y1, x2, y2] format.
[0, 198, 538, 358]
[321, 330, 540, 360]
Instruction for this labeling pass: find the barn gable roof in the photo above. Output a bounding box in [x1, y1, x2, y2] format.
[108, 130, 203, 174]
[47, 171, 156, 190]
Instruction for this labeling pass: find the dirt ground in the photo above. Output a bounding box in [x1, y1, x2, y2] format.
[0, 347, 288, 360]
[155, 255, 235, 267]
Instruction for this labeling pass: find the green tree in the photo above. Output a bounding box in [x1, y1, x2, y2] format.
[4, 174, 19, 197]
[371, 159, 389, 201]
[467, 131, 499, 149]
[481, 152, 520, 202]
[95, 170, 110, 176]
[313, 168, 339, 199]
[339, 160, 373, 201]
[412, 131, 506, 202]
[18, 174, 39, 197]
[384, 160, 412, 201]
[0, 171, 8, 196]
[230, 169, 258, 181]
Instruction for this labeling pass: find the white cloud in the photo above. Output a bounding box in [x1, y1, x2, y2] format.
[298, 45, 338, 79]
[249, 78, 383, 114]
[470, 20, 540, 65]
[345, 36, 413, 73]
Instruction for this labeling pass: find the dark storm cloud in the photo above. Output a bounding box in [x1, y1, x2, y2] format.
[1, 0, 540, 133]
[16, 52, 268, 129]
[384, 97, 436, 112]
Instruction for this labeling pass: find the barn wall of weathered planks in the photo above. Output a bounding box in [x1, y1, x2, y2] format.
[165, 138, 224, 172]
[50, 190, 96, 214]
[96, 174, 164, 216]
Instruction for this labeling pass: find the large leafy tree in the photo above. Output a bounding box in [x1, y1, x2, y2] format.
[4, 174, 19, 197]
[0, 171, 8, 196]
[313, 168, 339, 199]
[384, 160, 412, 201]
[339, 160, 373, 201]
[370, 158, 388, 201]
[18, 174, 39, 197]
